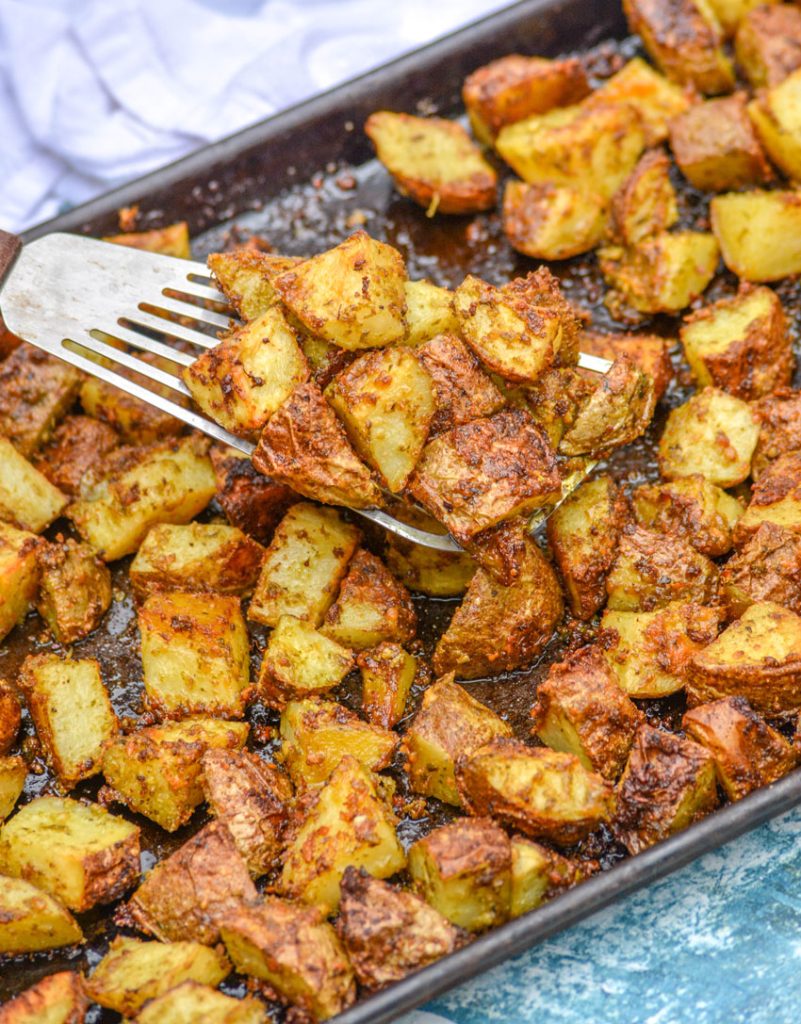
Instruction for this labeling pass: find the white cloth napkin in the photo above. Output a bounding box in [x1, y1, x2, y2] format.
[0, 0, 510, 231]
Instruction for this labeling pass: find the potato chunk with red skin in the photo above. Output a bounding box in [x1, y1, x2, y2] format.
[336, 867, 463, 990]
[721, 522, 801, 617]
[32, 415, 119, 497]
[418, 333, 505, 436]
[0, 683, 21, 756]
[608, 149, 678, 247]
[581, 330, 673, 402]
[531, 646, 642, 781]
[632, 475, 743, 558]
[36, 539, 112, 643]
[408, 410, 561, 547]
[252, 382, 383, 510]
[735, 3, 801, 88]
[734, 450, 801, 545]
[0, 344, 82, 457]
[433, 533, 563, 680]
[210, 445, 297, 543]
[683, 696, 798, 801]
[752, 388, 801, 478]
[614, 723, 719, 854]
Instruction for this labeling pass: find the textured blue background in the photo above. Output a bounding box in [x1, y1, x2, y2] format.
[400, 808, 801, 1024]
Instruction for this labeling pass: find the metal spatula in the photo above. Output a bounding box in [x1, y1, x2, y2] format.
[0, 230, 611, 552]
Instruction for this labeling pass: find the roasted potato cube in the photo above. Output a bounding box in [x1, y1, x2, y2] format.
[102, 718, 249, 832]
[358, 642, 416, 729]
[0, 436, 67, 533]
[417, 333, 505, 436]
[658, 386, 759, 487]
[0, 756, 26, 820]
[588, 57, 690, 144]
[502, 267, 584, 367]
[408, 410, 560, 546]
[407, 817, 511, 932]
[135, 981, 267, 1024]
[581, 330, 673, 402]
[208, 249, 301, 320]
[0, 795, 140, 911]
[510, 837, 586, 918]
[201, 749, 292, 877]
[734, 450, 801, 543]
[496, 101, 646, 199]
[602, 600, 724, 698]
[670, 92, 773, 190]
[279, 755, 405, 913]
[433, 532, 563, 679]
[183, 308, 309, 436]
[735, 3, 801, 88]
[104, 221, 190, 257]
[31, 414, 119, 497]
[0, 345, 81, 457]
[684, 696, 798, 800]
[130, 522, 263, 597]
[633, 475, 743, 557]
[599, 231, 719, 316]
[462, 54, 590, 143]
[753, 388, 801, 478]
[275, 231, 406, 351]
[280, 698, 397, 788]
[502, 181, 608, 260]
[524, 367, 597, 450]
[531, 646, 642, 781]
[79, 355, 183, 445]
[705, 0, 771, 36]
[258, 615, 354, 709]
[710, 188, 801, 281]
[36, 539, 112, 643]
[210, 444, 297, 543]
[622, 0, 735, 93]
[68, 435, 216, 561]
[384, 508, 477, 597]
[689, 600, 801, 713]
[139, 590, 250, 718]
[614, 723, 718, 854]
[128, 820, 257, 945]
[0, 876, 82, 955]
[365, 111, 497, 215]
[252, 381, 383, 509]
[86, 937, 230, 1016]
[402, 675, 512, 805]
[20, 654, 117, 789]
[0, 972, 87, 1024]
[337, 867, 462, 989]
[403, 279, 460, 346]
[326, 346, 434, 492]
[547, 474, 629, 620]
[220, 898, 355, 1021]
[721, 522, 801, 616]
[457, 738, 616, 845]
[460, 514, 536, 587]
[0, 682, 21, 756]
[320, 548, 416, 650]
[748, 68, 801, 182]
[608, 149, 678, 246]
[248, 503, 360, 627]
[0, 523, 42, 642]
[299, 334, 355, 390]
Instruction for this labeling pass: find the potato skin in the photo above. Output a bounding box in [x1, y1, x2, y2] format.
[752, 388, 801, 478]
[418, 333, 505, 436]
[210, 446, 297, 544]
[632, 475, 743, 558]
[0, 683, 21, 756]
[735, 3, 801, 88]
[32, 415, 119, 497]
[36, 539, 112, 644]
[582, 331, 673, 402]
[721, 522, 801, 616]
[733, 450, 801, 545]
[0, 344, 81, 457]
[609, 148, 678, 246]
[0, 972, 88, 1024]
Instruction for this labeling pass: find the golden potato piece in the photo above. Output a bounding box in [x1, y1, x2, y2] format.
[524, 367, 598, 450]
[588, 57, 690, 144]
[36, 539, 112, 643]
[510, 837, 588, 918]
[608, 149, 678, 246]
[632, 475, 743, 557]
[0, 756, 26, 821]
[502, 180, 608, 260]
[721, 522, 801, 616]
[403, 279, 460, 346]
[258, 614, 355, 709]
[274, 230, 407, 350]
[32, 414, 119, 498]
[365, 111, 497, 214]
[384, 507, 477, 598]
[0, 876, 82, 955]
[358, 642, 416, 729]
[0, 436, 67, 534]
[658, 386, 759, 487]
[104, 221, 190, 257]
[209, 444, 297, 543]
[0, 344, 81, 458]
[418, 333, 505, 436]
[734, 450, 801, 543]
[748, 68, 801, 182]
[735, 3, 801, 88]
[581, 330, 673, 402]
[0, 971, 87, 1024]
[705, 0, 771, 37]
[0, 523, 43, 643]
[208, 249, 301, 320]
[711, 188, 801, 281]
[0, 682, 21, 756]
[752, 388, 801, 478]
[135, 981, 267, 1024]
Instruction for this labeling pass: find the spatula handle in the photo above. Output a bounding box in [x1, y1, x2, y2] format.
[0, 230, 21, 285]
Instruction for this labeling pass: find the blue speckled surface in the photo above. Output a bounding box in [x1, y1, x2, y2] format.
[401, 809, 801, 1024]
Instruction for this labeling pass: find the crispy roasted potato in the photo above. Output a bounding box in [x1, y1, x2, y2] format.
[103, 221, 190, 257]
[365, 111, 497, 214]
[588, 56, 690, 144]
[79, 355, 183, 445]
[684, 696, 798, 800]
[689, 600, 801, 713]
[220, 897, 355, 1021]
[614, 723, 719, 854]
[581, 330, 673, 402]
[0, 682, 21, 756]
[510, 836, 587, 918]
[0, 345, 81, 457]
[279, 755, 405, 913]
[622, 0, 735, 93]
[502, 267, 584, 367]
[734, 450, 801, 543]
[20, 654, 117, 789]
[608, 149, 678, 246]
[531, 646, 642, 780]
[457, 737, 616, 845]
[408, 817, 511, 932]
[0, 795, 140, 911]
[670, 92, 773, 190]
[68, 435, 216, 561]
[384, 507, 477, 597]
[0, 523, 43, 643]
[248, 503, 360, 627]
[102, 718, 249, 832]
[358, 642, 416, 729]
[258, 614, 355, 709]
[0, 756, 26, 821]
[748, 68, 801, 182]
[418, 333, 505, 436]
[711, 188, 801, 281]
[658, 386, 759, 487]
[735, 2, 801, 88]
[86, 936, 230, 1016]
[0, 876, 83, 955]
[201, 749, 292, 877]
[320, 548, 416, 650]
[433, 532, 563, 679]
[524, 367, 597, 450]
[752, 388, 801, 478]
[252, 381, 383, 509]
[31, 414, 119, 498]
[704, 0, 771, 37]
[403, 279, 460, 346]
[128, 820, 257, 945]
[0, 971, 87, 1024]
[135, 981, 267, 1024]
[279, 698, 397, 787]
[632, 475, 743, 557]
[336, 867, 463, 990]
[139, 590, 250, 718]
[462, 54, 590, 142]
[558, 358, 656, 456]
[721, 522, 801, 616]
[402, 675, 512, 805]
[36, 538, 112, 643]
[602, 600, 725, 698]
[502, 180, 608, 261]
[275, 231, 407, 351]
[210, 444, 297, 543]
[0, 436, 67, 534]
[208, 250, 301, 320]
